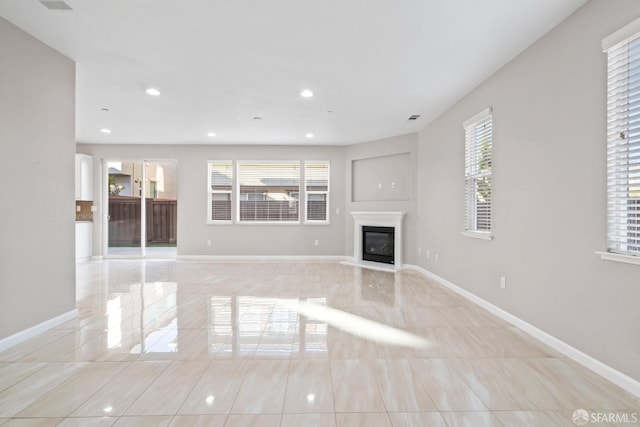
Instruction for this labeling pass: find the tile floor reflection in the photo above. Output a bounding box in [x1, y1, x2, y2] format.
[0, 260, 638, 426]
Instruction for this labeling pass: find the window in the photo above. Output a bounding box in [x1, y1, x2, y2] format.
[604, 22, 640, 257]
[305, 161, 330, 222]
[463, 107, 493, 238]
[237, 161, 300, 222]
[208, 161, 233, 222]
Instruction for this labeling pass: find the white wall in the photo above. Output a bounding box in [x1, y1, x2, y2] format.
[77, 143, 346, 257]
[0, 17, 76, 338]
[418, 0, 640, 382]
[81, 134, 419, 263]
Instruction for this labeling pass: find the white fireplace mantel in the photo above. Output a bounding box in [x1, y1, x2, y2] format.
[344, 211, 405, 272]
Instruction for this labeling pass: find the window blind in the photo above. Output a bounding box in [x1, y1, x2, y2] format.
[464, 108, 493, 233]
[209, 161, 233, 221]
[605, 34, 640, 256]
[305, 161, 329, 222]
[237, 162, 300, 222]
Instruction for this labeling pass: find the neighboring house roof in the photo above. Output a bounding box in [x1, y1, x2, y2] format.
[108, 167, 130, 176]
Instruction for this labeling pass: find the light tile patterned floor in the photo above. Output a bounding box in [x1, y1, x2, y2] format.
[0, 260, 638, 426]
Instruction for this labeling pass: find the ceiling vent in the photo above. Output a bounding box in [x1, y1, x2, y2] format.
[39, 1, 73, 11]
[408, 114, 420, 121]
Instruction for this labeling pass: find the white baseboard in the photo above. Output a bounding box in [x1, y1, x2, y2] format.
[403, 264, 640, 399]
[341, 258, 404, 273]
[0, 309, 78, 353]
[86, 255, 348, 262]
[178, 255, 348, 262]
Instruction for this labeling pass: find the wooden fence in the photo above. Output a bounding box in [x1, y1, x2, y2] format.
[108, 196, 177, 246]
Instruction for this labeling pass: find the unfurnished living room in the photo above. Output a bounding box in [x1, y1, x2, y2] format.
[1, 1, 639, 426]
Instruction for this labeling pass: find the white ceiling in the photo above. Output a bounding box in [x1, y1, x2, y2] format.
[0, 0, 588, 145]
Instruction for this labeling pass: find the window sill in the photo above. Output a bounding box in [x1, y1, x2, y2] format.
[206, 220, 331, 226]
[461, 231, 493, 241]
[236, 221, 301, 225]
[596, 251, 640, 266]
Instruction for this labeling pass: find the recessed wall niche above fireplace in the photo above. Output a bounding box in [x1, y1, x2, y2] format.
[345, 211, 405, 271]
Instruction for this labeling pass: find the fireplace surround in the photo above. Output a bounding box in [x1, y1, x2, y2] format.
[346, 211, 405, 271]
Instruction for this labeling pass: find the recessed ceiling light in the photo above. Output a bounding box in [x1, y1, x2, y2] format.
[305, 133, 314, 139]
[145, 88, 161, 96]
[253, 116, 263, 120]
[207, 132, 216, 137]
[300, 89, 313, 98]
[100, 128, 111, 134]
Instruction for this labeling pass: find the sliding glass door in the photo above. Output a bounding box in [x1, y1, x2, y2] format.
[106, 160, 177, 258]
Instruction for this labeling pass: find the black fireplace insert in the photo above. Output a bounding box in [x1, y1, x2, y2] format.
[362, 226, 395, 264]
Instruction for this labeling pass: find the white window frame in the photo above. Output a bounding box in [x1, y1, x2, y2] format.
[207, 160, 233, 224]
[600, 18, 640, 265]
[304, 161, 330, 224]
[462, 107, 493, 240]
[236, 161, 301, 224]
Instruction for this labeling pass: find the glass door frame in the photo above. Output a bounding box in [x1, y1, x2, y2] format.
[103, 158, 177, 259]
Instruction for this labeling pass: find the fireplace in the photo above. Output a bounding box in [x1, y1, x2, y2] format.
[362, 226, 395, 264]
[346, 211, 405, 271]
